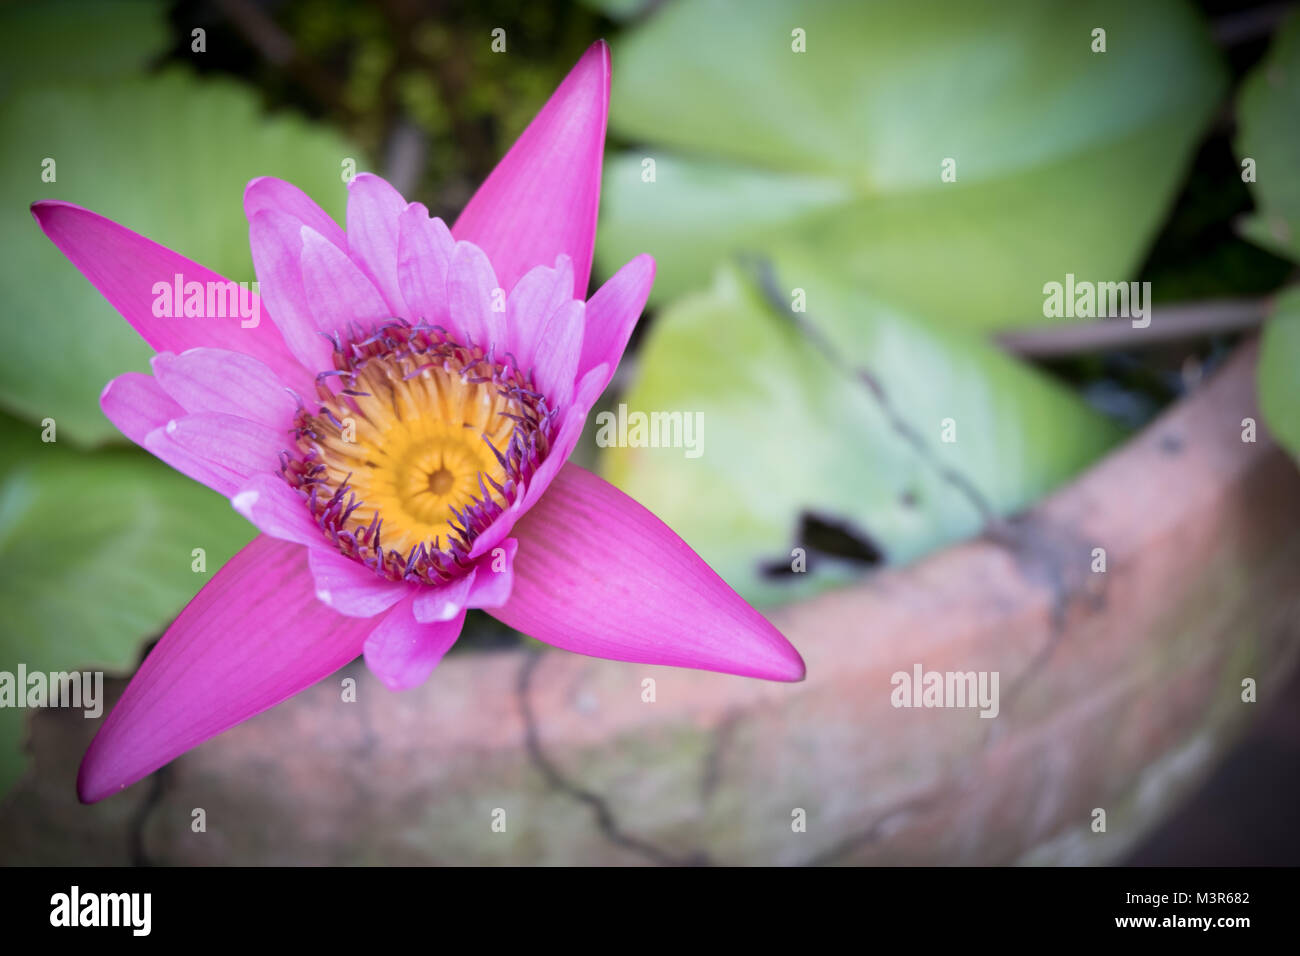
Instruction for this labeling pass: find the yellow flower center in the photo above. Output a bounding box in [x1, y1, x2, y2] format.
[284, 324, 550, 584]
[308, 355, 517, 556]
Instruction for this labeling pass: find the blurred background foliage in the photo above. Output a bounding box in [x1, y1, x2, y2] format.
[0, 0, 1296, 793]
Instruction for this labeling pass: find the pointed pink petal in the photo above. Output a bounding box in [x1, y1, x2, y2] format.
[151, 348, 296, 431]
[396, 203, 455, 328]
[531, 299, 584, 408]
[412, 539, 518, 621]
[78, 535, 368, 802]
[446, 241, 502, 349]
[488, 464, 805, 681]
[248, 209, 335, 373]
[507, 256, 574, 369]
[579, 254, 655, 387]
[364, 594, 466, 691]
[31, 200, 308, 389]
[452, 41, 609, 297]
[412, 571, 476, 623]
[141, 431, 243, 497]
[232, 474, 324, 549]
[299, 225, 392, 334]
[346, 173, 409, 317]
[143, 412, 284, 498]
[466, 537, 517, 609]
[307, 547, 410, 618]
[244, 176, 346, 250]
[100, 372, 183, 446]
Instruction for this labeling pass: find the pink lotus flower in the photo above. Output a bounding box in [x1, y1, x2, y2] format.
[33, 42, 804, 804]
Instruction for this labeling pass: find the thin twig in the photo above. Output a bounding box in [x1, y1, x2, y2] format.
[995, 298, 1271, 359]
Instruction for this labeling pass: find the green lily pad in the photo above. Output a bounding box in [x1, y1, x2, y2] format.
[1236, 9, 1300, 264]
[0, 414, 254, 793]
[1258, 290, 1300, 464]
[595, 0, 1209, 603]
[598, 0, 1225, 323]
[0, 69, 363, 446]
[599, 259, 1123, 606]
[1236, 11, 1300, 463]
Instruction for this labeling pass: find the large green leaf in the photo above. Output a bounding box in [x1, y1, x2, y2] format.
[598, 0, 1225, 321]
[599, 259, 1123, 606]
[0, 70, 363, 445]
[0, 416, 254, 793]
[1236, 9, 1300, 264]
[595, 0, 1208, 603]
[1258, 290, 1300, 464]
[1237, 11, 1300, 463]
